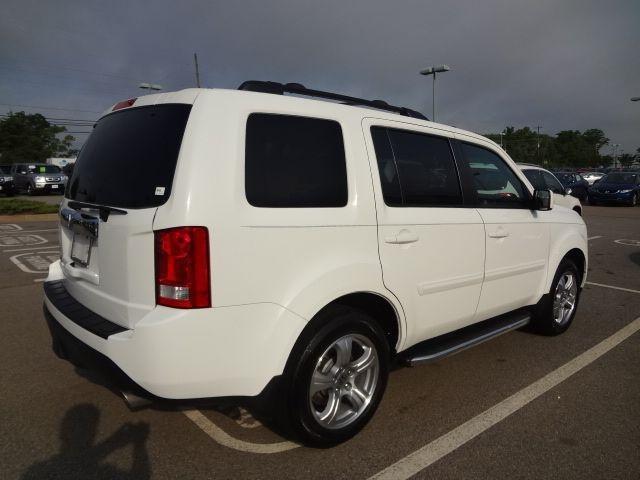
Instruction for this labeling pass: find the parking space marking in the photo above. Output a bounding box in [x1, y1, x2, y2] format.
[369, 317, 640, 480]
[182, 409, 299, 454]
[614, 239, 640, 247]
[10, 251, 60, 274]
[587, 235, 602, 240]
[0, 224, 22, 232]
[586, 282, 640, 295]
[0, 234, 48, 247]
[3, 244, 59, 253]
[0, 228, 58, 234]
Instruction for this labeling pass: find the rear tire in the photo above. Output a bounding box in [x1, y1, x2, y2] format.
[531, 258, 581, 335]
[27, 183, 35, 196]
[279, 306, 389, 446]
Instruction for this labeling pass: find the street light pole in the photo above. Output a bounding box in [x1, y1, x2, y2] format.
[420, 65, 450, 121]
[631, 97, 640, 101]
[139, 82, 163, 94]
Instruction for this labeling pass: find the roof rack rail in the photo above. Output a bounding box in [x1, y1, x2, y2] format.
[238, 80, 428, 121]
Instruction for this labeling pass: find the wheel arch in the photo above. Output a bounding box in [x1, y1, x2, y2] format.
[546, 225, 588, 291]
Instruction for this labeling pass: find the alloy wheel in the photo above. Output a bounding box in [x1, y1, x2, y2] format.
[553, 271, 578, 325]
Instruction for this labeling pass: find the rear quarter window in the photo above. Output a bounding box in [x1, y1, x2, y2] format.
[245, 113, 348, 208]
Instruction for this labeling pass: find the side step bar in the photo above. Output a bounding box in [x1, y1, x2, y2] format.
[401, 311, 531, 366]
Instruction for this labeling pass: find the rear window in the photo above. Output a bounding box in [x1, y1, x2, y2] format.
[245, 113, 348, 208]
[66, 104, 191, 209]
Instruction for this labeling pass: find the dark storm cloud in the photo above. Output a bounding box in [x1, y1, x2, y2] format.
[1, 0, 638, 152]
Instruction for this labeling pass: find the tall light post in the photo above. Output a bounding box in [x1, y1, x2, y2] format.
[612, 143, 620, 169]
[631, 97, 640, 101]
[139, 83, 163, 93]
[420, 65, 450, 121]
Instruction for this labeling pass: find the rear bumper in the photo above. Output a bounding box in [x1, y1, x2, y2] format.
[43, 262, 306, 399]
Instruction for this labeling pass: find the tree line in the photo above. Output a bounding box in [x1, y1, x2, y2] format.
[0, 112, 78, 164]
[484, 126, 638, 168]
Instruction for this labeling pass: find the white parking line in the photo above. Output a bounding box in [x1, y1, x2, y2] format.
[0, 228, 58, 234]
[587, 235, 602, 240]
[586, 282, 640, 295]
[0, 224, 22, 231]
[3, 244, 59, 253]
[368, 317, 640, 480]
[182, 409, 299, 454]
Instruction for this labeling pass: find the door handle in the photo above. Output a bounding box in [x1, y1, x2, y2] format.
[385, 230, 419, 244]
[488, 228, 510, 239]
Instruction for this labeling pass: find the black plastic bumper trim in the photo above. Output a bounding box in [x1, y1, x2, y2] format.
[43, 280, 128, 339]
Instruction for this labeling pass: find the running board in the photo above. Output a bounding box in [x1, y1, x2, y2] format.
[402, 311, 531, 366]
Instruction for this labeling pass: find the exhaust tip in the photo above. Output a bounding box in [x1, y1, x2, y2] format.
[121, 390, 152, 410]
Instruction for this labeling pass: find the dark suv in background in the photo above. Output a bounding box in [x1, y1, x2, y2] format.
[0, 165, 16, 196]
[11, 164, 67, 195]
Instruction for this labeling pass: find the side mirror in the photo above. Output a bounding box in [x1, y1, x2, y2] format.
[564, 187, 572, 196]
[532, 189, 553, 211]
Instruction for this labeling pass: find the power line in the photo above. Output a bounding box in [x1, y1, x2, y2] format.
[0, 103, 101, 114]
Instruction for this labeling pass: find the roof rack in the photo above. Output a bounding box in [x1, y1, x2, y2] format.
[238, 80, 428, 121]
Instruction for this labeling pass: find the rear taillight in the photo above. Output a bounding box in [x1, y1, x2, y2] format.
[154, 227, 211, 308]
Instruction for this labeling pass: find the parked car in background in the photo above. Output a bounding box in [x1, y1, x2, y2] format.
[43, 83, 588, 446]
[588, 172, 640, 206]
[0, 165, 16, 196]
[552, 172, 589, 201]
[518, 164, 582, 215]
[581, 171, 605, 185]
[11, 163, 68, 195]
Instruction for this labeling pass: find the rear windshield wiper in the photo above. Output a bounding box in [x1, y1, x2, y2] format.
[67, 200, 128, 222]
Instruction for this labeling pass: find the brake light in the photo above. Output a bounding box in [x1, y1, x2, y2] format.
[154, 227, 211, 308]
[112, 98, 137, 111]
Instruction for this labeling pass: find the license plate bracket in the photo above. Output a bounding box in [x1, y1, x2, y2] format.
[71, 233, 93, 267]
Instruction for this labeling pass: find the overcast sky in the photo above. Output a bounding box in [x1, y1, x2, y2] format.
[1, 0, 638, 154]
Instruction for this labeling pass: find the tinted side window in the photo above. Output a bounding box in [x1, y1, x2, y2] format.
[460, 143, 526, 207]
[522, 169, 545, 190]
[245, 114, 347, 208]
[371, 127, 461, 206]
[541, 171, 564, 194]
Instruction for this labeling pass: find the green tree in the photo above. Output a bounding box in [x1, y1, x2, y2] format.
[0, 111, 77, 164]
[618, 153, 635, 167]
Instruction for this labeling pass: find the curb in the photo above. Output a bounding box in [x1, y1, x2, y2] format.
[0, 213, 59, 223]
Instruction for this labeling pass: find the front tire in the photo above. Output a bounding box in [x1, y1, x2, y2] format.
[531, 258, 581, 335]
[280, 306, 389, 446]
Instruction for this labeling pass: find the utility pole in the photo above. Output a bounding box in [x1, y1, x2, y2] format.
[194, 53, 201, 88]
[535, 125, 542, 165]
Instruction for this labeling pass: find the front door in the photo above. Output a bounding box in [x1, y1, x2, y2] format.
[364, 120, 485, 349]
[455, 140, 550, 320]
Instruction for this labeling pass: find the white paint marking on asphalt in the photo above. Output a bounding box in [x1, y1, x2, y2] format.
[3, 244, 59, 253]
[0, 228, 58, 234]
[614, 238, 640, 247]
[0, 234, 48, 247]
[34, 278, 47, 283]
[0, 224, 22, 231]
[183, 409, 299, 454]
[587, 235, 602, 240]
[586, 282, 640, 295]
[9, 251, 60, 274]
[369, 317, 640, 480]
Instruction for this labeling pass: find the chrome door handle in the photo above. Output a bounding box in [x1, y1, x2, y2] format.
[385, 230, 419, 244]
[488, 229, 510, 238]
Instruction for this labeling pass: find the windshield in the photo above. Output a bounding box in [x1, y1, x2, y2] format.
[66, 104, 191, 209]
[601, 173, 638, 184]
[28, 165, 61, 174]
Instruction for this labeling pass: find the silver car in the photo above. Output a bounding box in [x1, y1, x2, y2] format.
[11, 163, 68, 195]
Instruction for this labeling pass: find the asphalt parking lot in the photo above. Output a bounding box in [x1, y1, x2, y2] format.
[1, 206, 638, 480]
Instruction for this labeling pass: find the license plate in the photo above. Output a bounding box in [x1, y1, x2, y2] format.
[71, 234, 93, 266]
[51, 185, 58, 189]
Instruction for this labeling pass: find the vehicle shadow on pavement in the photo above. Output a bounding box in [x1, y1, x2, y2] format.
[20, 403, 151, 480]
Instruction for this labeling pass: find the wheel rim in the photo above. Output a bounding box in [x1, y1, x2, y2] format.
[308, 333, 379, 430]
[553, 271, 578, 325]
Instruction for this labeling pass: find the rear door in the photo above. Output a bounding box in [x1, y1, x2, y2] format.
[364, 120, 485, 347]
[59, 102, 192, 329]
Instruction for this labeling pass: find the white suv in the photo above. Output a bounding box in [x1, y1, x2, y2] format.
[44, 82, 588, 445]
[518, 164, 582, 215]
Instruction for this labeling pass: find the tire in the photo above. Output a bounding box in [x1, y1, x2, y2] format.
[531, 258, 581, 335]
[279, 306, 389, 446]
[27, 183, 35, 196]
[631, 193, 638, 207]
[588, 196, 597, 206]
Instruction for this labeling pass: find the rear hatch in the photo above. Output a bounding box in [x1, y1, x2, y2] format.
[59, 101, 192, 329]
